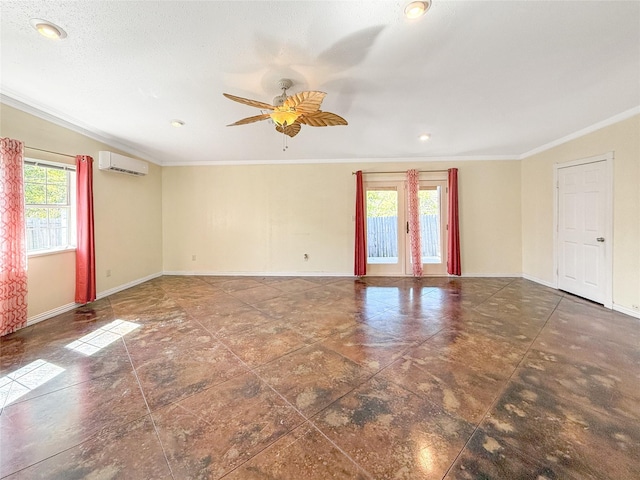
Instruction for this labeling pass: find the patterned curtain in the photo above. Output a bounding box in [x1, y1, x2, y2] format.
[406, 169, 423, 277]
[354, 170, 366, 276]
[75, 155, 96, 304]
[447, 168, 461, 275]
[1, 138, 28, 336]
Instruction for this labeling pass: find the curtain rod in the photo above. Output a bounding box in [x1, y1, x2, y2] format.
[25, 146, 75, 159]
[352, 169, 449, 175]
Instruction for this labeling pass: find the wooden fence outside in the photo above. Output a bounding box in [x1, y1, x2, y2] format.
[26, 218, 67, 251]
[367, 215, 440, 258]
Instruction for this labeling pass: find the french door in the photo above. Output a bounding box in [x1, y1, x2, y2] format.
[365, 178, 448, 276]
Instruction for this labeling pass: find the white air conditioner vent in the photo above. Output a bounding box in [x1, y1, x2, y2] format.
[98, 151, 148, 176]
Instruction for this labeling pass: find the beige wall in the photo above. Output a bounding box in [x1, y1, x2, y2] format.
[14, 102, 637, 319]
[521, 115, 640, 313]
[162, 160, 522, 276]
[0, 105, 163, 319]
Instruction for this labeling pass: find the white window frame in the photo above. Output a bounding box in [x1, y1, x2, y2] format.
[24, 158, 77, 256]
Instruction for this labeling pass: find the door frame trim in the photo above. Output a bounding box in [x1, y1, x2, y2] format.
[553, 152, 614, 308]
[364, 171, 448, 276]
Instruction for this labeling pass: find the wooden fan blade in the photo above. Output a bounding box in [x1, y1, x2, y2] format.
[227, 113, 271, 126]
[275, 122, 302, 137]
[298, 111, 348, 127]
[223, 93, 275, 111]
[283, 91, 326, 115]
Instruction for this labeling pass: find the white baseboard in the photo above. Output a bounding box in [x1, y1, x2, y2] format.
[162, 270, 351, 277]
[522, 273, 557, 289]
[96, 272, 163, 299]
[26, 272, 163, 326]
[613, 303, 640, 319]
[523, 275, 639, 318]
[24, 271, 640, 325]
[27, 302, 78, 326]
[163, 271, 525, 279]
[460, 273, 521, 278]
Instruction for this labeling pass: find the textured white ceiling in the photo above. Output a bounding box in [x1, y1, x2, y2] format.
[1, 1, 639, 165]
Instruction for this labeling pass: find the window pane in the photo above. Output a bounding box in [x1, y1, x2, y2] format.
[23, 162, 76, 253]
[47, 169, 67, 184]
[24, 165, 46, 183]
[48, 208, 66, 248]
[46, 184, 68, 204]
[25, 207, 48, 219]
[419, 187, 441, 264]
[25, 207, 50, 251]
[25, 183, 46, 204]
[58, 208, 69, 248]
[366, 189, 398, 264]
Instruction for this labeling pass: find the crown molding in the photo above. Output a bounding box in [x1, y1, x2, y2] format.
[0, 92, 161, 166]
[161, 155, 520, 167]
[519, 106, 640, 160]
[4, 90, 638, 167]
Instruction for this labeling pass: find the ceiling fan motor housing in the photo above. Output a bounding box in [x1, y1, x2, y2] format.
[273, 78, 293, 106]
[277, 78, 293, 91]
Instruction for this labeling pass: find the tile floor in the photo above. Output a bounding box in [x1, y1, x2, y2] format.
[1, 276, 639, 479]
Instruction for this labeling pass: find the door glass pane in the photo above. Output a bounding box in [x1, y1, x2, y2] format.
[366, 189, 398, 264]
[419, 187, 441, 264]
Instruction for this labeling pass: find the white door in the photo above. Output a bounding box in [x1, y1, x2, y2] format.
[557, 160, 608, 304]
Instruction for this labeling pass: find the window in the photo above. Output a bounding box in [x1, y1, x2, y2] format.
[24, 160, 76, 254]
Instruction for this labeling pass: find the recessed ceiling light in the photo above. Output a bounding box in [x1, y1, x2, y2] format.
[404, 1, 431, 19]
[170, 119, 185, 128]
[419, 133, 431, 141]
[29, 19, 67, 39]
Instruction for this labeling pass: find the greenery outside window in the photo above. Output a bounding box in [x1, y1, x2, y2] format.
[24, 159, 76, 254]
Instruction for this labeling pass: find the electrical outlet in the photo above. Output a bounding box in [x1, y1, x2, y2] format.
[632, 304, 639, 310]
[106, 269, 111, 277]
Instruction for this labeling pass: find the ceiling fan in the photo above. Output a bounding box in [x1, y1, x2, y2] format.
[223, 79, 347, 138]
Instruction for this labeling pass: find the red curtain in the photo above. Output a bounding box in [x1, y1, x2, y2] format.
[406, 169, 423, 277]
[354, 170, 366, 276]
[75, 155, 96, 304]
[0, 138, 28, 336]
[447, 168, 461, 276]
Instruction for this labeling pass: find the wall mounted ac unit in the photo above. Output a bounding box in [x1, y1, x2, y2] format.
[98, 151, 148, 176]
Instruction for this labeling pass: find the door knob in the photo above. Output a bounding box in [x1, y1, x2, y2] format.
[596, 237, 605, 242]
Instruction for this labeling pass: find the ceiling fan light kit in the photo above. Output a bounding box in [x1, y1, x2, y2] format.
[270, 110, 300, 127]
[223, 78, 347, 147]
